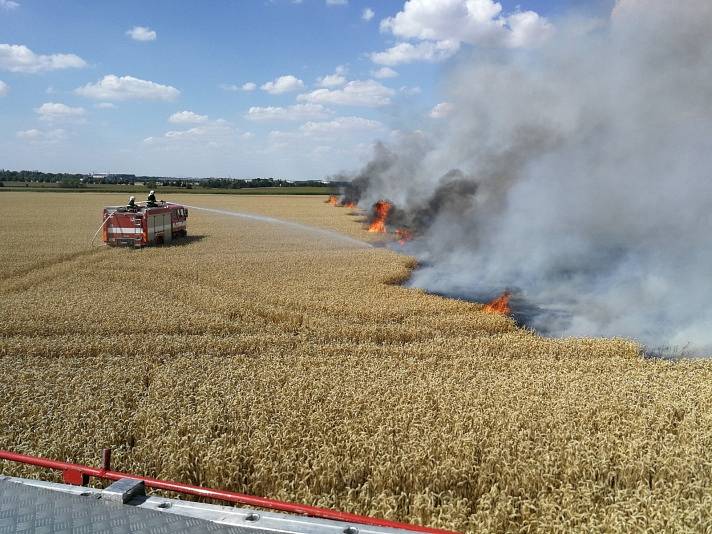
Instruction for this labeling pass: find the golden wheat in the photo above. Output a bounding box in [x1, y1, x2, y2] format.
[1, 191, 712, 533]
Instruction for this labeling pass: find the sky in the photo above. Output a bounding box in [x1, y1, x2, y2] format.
[0, 0, 609, 180]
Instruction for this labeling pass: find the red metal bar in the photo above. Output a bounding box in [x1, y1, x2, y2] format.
[0, 450, 457, 534]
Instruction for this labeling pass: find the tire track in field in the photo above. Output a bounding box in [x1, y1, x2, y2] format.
[0, 247, 109, 294]
[0, 247, 107, 282]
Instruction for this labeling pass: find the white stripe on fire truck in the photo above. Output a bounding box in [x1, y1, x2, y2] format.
[109, 223, 183, 235]
[108, 228, 143, 234]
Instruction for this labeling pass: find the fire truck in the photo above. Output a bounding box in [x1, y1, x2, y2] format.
[101, 201, 188, 247]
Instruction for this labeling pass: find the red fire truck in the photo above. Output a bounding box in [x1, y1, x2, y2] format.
[101, 201, 188, 247]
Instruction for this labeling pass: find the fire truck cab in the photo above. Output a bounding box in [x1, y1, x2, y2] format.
[101, 202, 188, 247]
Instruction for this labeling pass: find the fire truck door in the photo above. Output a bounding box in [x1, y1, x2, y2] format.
[148, 215, 157, 241]
[148, 213, 172, 243]
[163, 213, 172, 243]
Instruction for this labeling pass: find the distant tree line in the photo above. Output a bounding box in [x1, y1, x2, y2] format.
[0, 169, 330, 189]
[198, 178, 326, 189]
[0, 170, 87, 188]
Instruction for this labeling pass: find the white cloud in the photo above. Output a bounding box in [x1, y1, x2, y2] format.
[219, 82, 256, 92]
[429, 101, 454, 118]
[326, 0, 347, 5]
[240, 132, 255, 140]
[370, 40, 460, 65]
[163, 127, 209, 140]
[0, 80, 7, 96]
[300, 116, 384, 136]
[371, 66, 398, 78]
[245, 103, 333, 121]
[126, 26, 157, 42]
[0, 43, 86, 73]
[169, 110, 208, 124]
[297, 79, 394, 107]
[34, 102, 86, 122]
[400, 85, 422, 95]
[378, 0, 552, 57]
[0, 0, 19, 10]
[261, 75, 304, 94]
[16, 128, 66, 143]
[362, 7, 374, 21]
[144, 120, 237, 148]
[317, 66, 347, 88]
[318, 73, 346, 87]
[268, 130, 299, 144]
[265, 116, 384, 159]
[506, 10, 553, 48]
[75, 75, 179, 101]
[94, 102, 116, 109]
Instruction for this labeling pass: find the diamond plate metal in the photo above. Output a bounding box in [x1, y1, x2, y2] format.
[0, 478, 255, 534]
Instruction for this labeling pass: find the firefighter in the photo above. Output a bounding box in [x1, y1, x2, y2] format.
[147, 190, 157, 207]
[127, 196, 137, 209]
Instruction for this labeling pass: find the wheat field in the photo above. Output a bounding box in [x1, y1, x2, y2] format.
[2, 191, 712, 532]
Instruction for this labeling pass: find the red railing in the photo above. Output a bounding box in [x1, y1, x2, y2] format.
[0, 449, 457, 534]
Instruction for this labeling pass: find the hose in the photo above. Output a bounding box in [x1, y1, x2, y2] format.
[89, 212, 115, 247]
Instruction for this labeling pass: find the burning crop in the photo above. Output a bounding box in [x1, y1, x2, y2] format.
[325, 195, 338, 206]
[367, 200, 392, 233]
[482, 292, 511, 315]
[329, 195, 411, 245]
[395, 227, 413, 245]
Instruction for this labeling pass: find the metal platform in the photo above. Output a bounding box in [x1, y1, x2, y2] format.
[0, 476, 417, 534]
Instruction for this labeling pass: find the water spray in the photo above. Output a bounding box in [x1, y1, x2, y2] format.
[177, 203, 371, 248]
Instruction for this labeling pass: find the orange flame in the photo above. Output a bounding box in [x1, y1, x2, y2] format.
[368, 200, 392, 233]
[395, 227, 413, 245]
[326, 195, 338, 206]
[341, 200, 358, 209]
[483, 291, 511, 315]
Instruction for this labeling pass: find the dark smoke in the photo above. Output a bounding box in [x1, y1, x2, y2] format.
[386, 171, 479, 234]
[345, 0, 712, 354]
[339, 142, 397, 205]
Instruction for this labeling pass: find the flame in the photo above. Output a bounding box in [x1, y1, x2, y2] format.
[395, 227, 413, 245]
[341, 200, 358, 209]
[368, 200, 392, 233]
[326, 195, 338, 206]
[483, 291, 511, 315]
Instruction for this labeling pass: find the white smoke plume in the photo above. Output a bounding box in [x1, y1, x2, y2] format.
[349, 0, 712, 354]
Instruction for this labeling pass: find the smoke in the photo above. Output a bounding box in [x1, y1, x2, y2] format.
[349, 0, 712, 354]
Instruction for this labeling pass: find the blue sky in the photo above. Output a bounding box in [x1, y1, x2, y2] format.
[0, 0, 609, 179]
